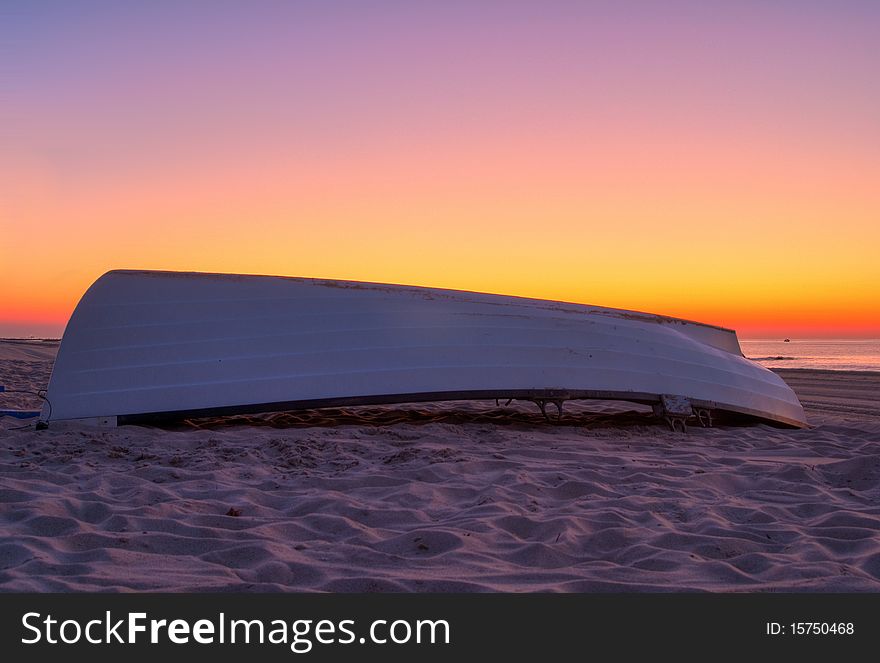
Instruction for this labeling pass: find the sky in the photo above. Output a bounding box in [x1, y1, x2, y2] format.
[1, 0, 878, 338]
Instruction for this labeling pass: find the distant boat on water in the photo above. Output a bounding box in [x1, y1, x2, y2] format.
[784, 338, 791, 342]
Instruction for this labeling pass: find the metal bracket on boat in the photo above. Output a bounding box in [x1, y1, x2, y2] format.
[531, 398, 565, 423]
[654, 395, 693, 432]
[694, 407, 714, 428]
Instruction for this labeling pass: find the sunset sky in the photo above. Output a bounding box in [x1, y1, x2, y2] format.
[2, 1, 878, 338]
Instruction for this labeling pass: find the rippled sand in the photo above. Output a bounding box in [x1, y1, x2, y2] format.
[2, 340, 879, 591]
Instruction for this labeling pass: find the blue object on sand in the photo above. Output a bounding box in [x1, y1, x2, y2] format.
[1, 410, 40, 419]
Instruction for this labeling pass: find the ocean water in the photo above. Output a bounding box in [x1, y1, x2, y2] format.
[740, 339, 880, 372]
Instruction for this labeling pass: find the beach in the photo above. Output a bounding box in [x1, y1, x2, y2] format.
[1, 339, 878, 592]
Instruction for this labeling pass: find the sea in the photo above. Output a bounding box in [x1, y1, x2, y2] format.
[740, 339, 880, 372]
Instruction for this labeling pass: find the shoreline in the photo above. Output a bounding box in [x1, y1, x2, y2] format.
[773, 368, 880, 376]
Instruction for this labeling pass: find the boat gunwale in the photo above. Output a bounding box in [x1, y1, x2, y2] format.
[112, 388, 808, 429]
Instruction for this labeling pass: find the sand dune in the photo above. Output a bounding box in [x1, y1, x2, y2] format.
[1, 340, 879, 591]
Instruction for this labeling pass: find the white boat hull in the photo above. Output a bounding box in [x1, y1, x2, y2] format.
[42, 270, 807, 428]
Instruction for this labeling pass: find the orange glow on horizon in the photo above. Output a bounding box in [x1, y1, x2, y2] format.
[3, 260, 878, 340]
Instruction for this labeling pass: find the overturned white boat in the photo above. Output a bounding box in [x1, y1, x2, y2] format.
[41, 270, 807, 428]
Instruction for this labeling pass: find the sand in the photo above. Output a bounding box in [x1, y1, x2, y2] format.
[1, 340, 879, 592]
